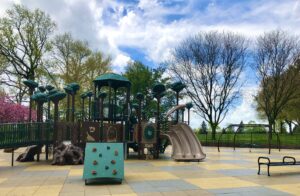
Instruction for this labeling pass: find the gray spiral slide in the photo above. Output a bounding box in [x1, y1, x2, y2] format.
[163, 123, 206, 161]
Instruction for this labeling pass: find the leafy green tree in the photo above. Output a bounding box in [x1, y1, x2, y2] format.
[51, 33, 91, 86]
[84, 51, 111, 89]
[0, 5, 55, 103]
[200, 121, 207, 133]
[238, 121, 244, 132]
[124, 61, 175, 120]
[254, 30, 300, 138]
[50, 33, 111, 115]
[0, 4, 55, 81]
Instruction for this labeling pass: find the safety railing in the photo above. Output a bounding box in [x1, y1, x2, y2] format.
[0, 122, 54, 149]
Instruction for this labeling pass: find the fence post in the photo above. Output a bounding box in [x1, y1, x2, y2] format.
[250, 132, 252, 152]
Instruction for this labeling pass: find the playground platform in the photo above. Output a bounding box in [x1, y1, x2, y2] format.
[1, 147, 300, 196]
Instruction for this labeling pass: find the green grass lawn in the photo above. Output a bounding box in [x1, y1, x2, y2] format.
[197, 132, 300, 149]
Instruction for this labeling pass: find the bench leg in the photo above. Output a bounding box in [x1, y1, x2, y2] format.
[257, 164, 261, 175]
[267, 165, 270, 176]
[11, 149, 14, 167]
[46, 144, 49, 161]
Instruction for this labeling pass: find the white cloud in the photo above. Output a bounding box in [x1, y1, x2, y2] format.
[112, 54, 132, 73]
[1, 0, 299, 126]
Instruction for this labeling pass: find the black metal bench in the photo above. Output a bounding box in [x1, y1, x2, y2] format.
[258, 156, 300, 176]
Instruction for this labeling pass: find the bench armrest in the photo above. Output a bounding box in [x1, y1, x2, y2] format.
[283, 156, 296, 164]
[258, 156, 270, 164]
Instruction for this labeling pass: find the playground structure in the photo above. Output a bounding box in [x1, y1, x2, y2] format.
[0, 73, 206, 167]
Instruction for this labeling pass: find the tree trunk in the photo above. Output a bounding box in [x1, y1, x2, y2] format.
[211, 124, 217, 140]
[268, 122, 273, 139]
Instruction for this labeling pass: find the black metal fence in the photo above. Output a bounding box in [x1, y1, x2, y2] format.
[198, 132, 300, 150]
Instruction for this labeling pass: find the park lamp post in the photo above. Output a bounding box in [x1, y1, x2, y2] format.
[152, 83, 166, 159]
[23, 79, 39, 122]
[170, 81, 186, 123]
[185, 102, 193, 125]
[136, 92, 144, 158]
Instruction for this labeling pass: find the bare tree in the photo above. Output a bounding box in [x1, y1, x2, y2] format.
[169, 31, 247, 139]
[254, 30, 300, 138]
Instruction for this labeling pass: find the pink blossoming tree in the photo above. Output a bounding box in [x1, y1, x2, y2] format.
[0, 95, 36, 123]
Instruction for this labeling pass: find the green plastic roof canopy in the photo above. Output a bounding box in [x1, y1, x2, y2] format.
[86, 91, 93, 97]
[48, 91, 67, 102]
[23, 80, 38, 89]
[68, 82, 80, 92]
[48, 89, 58, 95]
[152, 83, 166, 98]
[80, 92, 87, 99]
[171, 81, 186, 92]
[64, 86, 73, 94]
[186, 102, 193, 109]
[38, 86, 46, 92]
[32, 92, 48, 103]
[136, 92, 144, 100]
[98, 92, 107, 99]
[94, 73, 131, 88]
[46, 85, 55, 91]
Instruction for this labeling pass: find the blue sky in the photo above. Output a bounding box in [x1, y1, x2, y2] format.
[1, 0, 300, 128]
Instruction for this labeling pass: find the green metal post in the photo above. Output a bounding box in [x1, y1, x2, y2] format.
[156, 96, 161, 159]
[66, 94, 70, 122]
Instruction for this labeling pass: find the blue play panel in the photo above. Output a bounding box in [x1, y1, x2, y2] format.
[83, 142, 124, 185]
